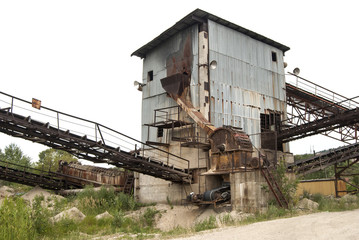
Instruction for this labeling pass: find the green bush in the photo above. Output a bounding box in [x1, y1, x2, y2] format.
[142, 207, 160, 228]
[274, 160, 299, 206]
[0, 197, 35, 240]
[76, 186, 141, 216]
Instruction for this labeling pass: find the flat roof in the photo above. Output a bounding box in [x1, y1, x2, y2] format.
[131, 9, 290, 58]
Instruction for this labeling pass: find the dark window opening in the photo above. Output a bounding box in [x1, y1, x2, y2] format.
[260, 112, 283, 151]
[204, 81, 209, 91]
[157, 128, 163, 138]
[260, 113, 280, 131]
[147, 71, 153, 82]
[271, 52, 277, 62]
[205, 96, 209, 103]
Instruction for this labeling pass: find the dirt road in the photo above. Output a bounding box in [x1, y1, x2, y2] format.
[172, 209, 359, 240]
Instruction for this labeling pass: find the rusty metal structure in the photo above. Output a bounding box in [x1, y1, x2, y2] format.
[131, 9, 293, 209]
[285, 73, 359, 143]
[284, 73, 359, 197]
[0, 91, 192, 185]
[131, 9, 359, 208]
[1, 8, 359, 210]
[287, 142, 359, 197]
[0, 159, 98, 190]
[58, 161, 134, 193]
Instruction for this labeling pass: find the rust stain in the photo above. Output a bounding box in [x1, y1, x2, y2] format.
[58, 161, 130, 187]
[209, 127, 253, 172]
[166, 33, 193, 77]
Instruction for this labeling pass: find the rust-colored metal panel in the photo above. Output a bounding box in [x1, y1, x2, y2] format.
[58, 161, 129, 187]
[160, 73, 190, 100]
[166, 34, 193, 76]
[209, 127, 253, 153]
[208, 127, 254, 172]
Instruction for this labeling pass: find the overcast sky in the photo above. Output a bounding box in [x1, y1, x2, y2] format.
[1, 0, 358, 162]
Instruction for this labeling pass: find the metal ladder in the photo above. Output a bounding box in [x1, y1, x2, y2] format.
[260, 160, 289, 208]
[123, 172, 135, 195]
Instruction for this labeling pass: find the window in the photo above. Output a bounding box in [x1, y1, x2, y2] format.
[271, 52, 277, 62]
[260, 112, 283, 151]
[147, 71, 153, 82]
[157, 128, 163, 138]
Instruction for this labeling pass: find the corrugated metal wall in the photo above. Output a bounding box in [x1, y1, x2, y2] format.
[296, 180, 347, 197]
[141, 25, 199, 144]
[208, 20, 286, 148]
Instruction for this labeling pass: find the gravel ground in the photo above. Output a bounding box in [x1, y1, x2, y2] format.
[171, 209, 359, 240]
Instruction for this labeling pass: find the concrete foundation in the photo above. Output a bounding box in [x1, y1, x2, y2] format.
[230, 170, 270, 212]
[135, 169, 207, 205]
[135, 174, 185, 204]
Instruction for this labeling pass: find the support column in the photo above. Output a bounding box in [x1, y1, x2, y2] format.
[198, 23, 210, 121]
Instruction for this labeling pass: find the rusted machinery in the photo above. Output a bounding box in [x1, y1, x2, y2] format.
[187, 183, 231, 206]
[161, 73, 266, 206]
[161, 73, 255, 172]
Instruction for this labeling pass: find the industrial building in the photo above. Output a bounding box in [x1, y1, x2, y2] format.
[2, 9, 359, 213]
[131, 9, 293, 211]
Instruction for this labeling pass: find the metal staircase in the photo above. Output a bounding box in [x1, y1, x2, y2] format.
[260, 158, 288, 208]
[123, 172, 135, 195]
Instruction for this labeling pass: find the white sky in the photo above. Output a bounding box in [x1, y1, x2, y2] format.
[1, 0, 358, 162]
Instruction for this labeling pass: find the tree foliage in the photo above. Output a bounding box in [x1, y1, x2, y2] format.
[0, 143, 32, 169]
[34, 148, 78, 172]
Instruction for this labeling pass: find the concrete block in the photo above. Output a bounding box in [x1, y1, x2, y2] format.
[230, 170, 269, 212]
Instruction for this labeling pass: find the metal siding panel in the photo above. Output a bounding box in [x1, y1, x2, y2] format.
[208, 20, 286, 138]
[141, 25, 198, 143]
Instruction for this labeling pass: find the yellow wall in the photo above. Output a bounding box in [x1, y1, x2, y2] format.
[296, 180, 346, 197]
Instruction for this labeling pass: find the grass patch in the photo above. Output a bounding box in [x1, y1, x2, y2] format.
[304, 193, 359, 212]
[0, 197, 36, 240]
[220, 213, 235, 225]
[194, 215, 217, 232]
[4, 184, 359, 240]
[161, 226, 189, 238]
[75, 186, 142, 216]
[240, 204, 294, 225]
[0, 186, 159, 239]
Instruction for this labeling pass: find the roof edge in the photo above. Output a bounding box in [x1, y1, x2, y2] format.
[131, 9, 290, 58]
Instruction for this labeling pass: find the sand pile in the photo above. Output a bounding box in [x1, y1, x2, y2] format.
[129, 204, 249, 232]
[21, 186, 64, 208]
[154, 204, 202, 231]
[52, 207, 86, 222]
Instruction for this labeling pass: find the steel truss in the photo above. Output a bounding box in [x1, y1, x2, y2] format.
[285, 73, 359, 143]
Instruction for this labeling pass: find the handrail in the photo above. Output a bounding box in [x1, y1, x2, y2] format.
[0, 159, 57, 177]
[286, 73, 359, 110]
[0, 91, 190, 178]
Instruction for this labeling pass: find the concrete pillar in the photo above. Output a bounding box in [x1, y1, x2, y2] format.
[230, 170, 270, 212]
[198, 24, 210, 121]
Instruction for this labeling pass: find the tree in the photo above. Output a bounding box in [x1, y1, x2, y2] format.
[0, 143, 32, 169]
[34, 148, 78, 172]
